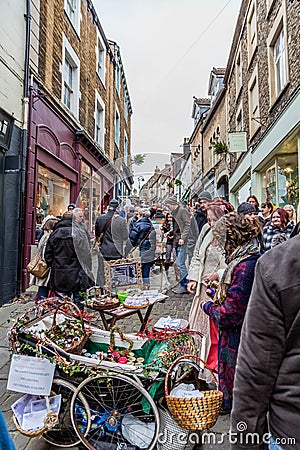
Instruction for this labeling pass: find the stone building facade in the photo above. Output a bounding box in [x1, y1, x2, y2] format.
[226, 0, 300, 208]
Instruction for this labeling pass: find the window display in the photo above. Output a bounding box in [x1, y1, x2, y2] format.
[36, 166, 70, 240]
[80, 161, 102, 234]
[261, 154, 298, 208]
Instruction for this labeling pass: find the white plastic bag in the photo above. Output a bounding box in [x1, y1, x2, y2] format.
[121, 413, 155, 448]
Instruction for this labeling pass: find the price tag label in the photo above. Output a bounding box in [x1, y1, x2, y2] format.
[7, 355, 55, 396]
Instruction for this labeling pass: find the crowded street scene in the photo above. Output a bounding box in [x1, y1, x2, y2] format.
[1, 0, 300, 449]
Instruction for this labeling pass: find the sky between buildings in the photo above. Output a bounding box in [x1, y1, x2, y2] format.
[93, 0, 242, 187]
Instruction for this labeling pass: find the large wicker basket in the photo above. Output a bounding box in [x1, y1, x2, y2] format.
[165, 354, 223, 431]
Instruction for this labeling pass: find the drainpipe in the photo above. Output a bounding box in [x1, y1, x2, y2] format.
[18, 0, 31, 295]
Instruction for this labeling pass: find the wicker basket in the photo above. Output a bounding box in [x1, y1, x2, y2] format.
[165, 354, 223, 431]
[12, 392, 58, 437]
[45, 301, 91, 355]
[123, 298, 149, 309]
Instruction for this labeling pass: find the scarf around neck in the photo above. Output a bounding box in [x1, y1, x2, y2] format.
[214, 241, 260, 306]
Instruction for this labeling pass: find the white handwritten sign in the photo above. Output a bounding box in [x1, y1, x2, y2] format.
[7, 355, 55, 396]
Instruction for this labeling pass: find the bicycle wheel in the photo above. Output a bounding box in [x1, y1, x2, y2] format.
[43, 377, 91, 447]
[70, 373, 159, 450]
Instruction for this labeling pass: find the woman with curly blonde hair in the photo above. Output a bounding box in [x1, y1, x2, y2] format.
[199, 212, 261, 413]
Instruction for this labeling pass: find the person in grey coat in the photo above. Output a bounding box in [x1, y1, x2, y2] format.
[231, 235, 300, 450]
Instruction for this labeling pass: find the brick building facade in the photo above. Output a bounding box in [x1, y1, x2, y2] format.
[21, 0, 133, 291]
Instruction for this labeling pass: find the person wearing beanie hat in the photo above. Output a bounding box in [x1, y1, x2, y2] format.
[165, 196, 178, 206]
[67, 203, 76, 211]
[108, 199, 119, 211]
[238, 201, 265, 252]
[237, 202, 257, 222]
[199, 191, 213, 203]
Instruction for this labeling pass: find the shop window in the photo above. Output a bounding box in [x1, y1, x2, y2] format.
[80, 161, 91, 231]
[278, 155, 298, 207]
[92, 172, 101, 230]
[261, 154, 298, 208]
[36, 166, 70, 241]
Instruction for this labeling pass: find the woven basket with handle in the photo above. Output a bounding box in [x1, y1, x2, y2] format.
[165, 354, 223, 431]
[45, 301, 91, 355]
[12, 392, 58, 437]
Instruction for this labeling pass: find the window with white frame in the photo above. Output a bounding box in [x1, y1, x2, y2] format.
[236, 108, 243, 132]
[96, 30, 106, 84]
[64, 0, 80, 35]
[247, 1, 257, 64]
[95, 92, 105, 149]
[124, 133, 128, 164]
[249, 68, 260, 136]
[115, 107, 120, 149]
[61, 35, 80, 117]
[274, 28, 287, 96]
[116, 63, 121, 96]
[236, 51, 242, 96]
[124, 98, 128, 123]
[267, 6, 288, 105]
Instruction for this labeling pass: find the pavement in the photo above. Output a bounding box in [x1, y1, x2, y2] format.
[0, 265, 230, 449]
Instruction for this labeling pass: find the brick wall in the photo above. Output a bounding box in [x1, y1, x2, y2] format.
[38, 0, 132, 163]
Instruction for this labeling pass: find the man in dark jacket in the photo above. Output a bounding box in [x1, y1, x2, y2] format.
[95, 199, 128, 287]
[187, 192, 212, 261]
[44, 210, 94, 309]
[165, 196, 191, 294]
[129, 208, 156, 287]
[231, 235, 300, 450]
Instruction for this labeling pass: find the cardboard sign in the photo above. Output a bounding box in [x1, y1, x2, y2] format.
[7, 355, 55, 396]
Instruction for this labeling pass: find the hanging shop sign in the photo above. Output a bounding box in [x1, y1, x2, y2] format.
[229, 132, 248, 153]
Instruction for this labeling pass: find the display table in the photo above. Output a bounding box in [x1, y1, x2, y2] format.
[93, 292, 168, 332]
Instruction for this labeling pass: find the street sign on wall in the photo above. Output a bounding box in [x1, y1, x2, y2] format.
[229, 132, 248, 153]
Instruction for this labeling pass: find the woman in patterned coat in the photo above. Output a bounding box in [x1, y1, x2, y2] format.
[200, 213, 261, 413]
